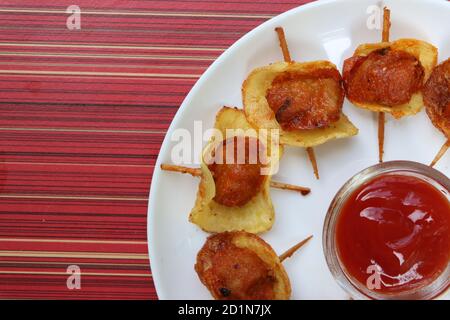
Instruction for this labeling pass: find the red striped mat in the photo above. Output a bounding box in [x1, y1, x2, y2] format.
[0, 0, 314, 299]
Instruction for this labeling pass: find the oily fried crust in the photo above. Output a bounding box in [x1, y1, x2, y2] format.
[423, 58, 450, 138]
[189, 107, 277, 234]
[265, 68, 344, 130]
[243, 61, 358, 147]
[195, 231, 291, 300]
[208, 136, 265, 207]
[343, 48, 424, 106]
[342, 39, 438, 118]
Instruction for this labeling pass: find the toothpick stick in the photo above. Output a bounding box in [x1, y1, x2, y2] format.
[378, 7, 390, 163]
[275, 26, 320, 179]
[275, 27, 292, 63]
[160, 163, 202, 177]
[378, 112, 385, 163]
[430, 139, 450, 167]
[160, 164, 311, 195]
[279, 235, 313, 262]
[306, 147, 320, 180]
[382, 7, 391, 42]
[269, 181, 310, 196]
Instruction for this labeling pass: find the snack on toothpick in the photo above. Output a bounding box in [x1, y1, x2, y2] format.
[422, 57, 450, 167]
[243, 27, 358, 179]
[342, 7, 438, 162]
[195, 231, 312, 300]
[161, 107, 311, 234]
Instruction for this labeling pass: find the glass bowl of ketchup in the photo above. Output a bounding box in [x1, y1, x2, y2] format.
[323, 161, 450, 300]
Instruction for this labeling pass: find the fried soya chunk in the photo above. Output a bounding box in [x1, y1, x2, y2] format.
[195, 231, 291, 300]
[208, 136, 266, 207]
[343, 48, 424, 106]
[266, 68, 344, 130]
[243, 61, 358, 148]
[341, 39, 437, 118]
[189, 107, 276, 234]
[423, 58, 450, 138]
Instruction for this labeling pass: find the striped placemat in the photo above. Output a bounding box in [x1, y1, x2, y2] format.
[0, 0, 313, 299]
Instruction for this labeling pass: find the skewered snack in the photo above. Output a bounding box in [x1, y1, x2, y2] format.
[161, 163, 310, 195]
[161, 106, 310, 234]
[243, 27, 358, 179]
[188, 107, 276, 233]
[423, 58, 450, 166]
[342, 7, 438, 162]
[195, 231, 312, 300]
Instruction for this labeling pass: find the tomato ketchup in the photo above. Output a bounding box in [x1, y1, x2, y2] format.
[336, 174, 450, 294]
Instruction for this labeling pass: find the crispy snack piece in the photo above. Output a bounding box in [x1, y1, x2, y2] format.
[243, 61, 358, 147]
[423, 58, 450, 138]
[266, 68, 343, 130]
[189, 107, 280, 233]
[345, 49, 424, 106]
[195, 231, 291, 300]
[343, 39, 438, 119]
[208, 136, 265, 207]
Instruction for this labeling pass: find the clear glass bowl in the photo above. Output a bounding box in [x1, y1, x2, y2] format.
[323, 161, 450, 300]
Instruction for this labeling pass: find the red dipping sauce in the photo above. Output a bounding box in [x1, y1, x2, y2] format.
[336, 174, 450, 295]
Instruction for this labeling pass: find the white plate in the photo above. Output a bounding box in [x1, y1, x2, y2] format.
[148, 0, 450, 300]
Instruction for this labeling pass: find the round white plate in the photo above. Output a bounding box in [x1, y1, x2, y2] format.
[148, 0, 450, 300]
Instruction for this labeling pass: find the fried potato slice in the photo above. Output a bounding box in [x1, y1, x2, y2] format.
[195, 231, 291, 300]
[189, 107, 280, 233]
[345, 39, 438, 118]
[242, 61, 358, 147]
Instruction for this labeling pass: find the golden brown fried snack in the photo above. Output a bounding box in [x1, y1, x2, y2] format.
[195, 231, 291, 300]
[423, 58, 450, 138]
[343, 39, 438, 118]
[266, 67, 344, 131]
[208, 136, 266, 207]
[243, 61, 358, 147]
[344, 48, 424, 106]
[189, 107, 279, 233]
